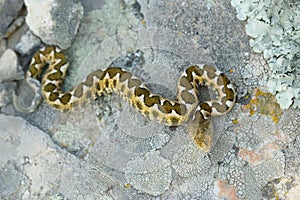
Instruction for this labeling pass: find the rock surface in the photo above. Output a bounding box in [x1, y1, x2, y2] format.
[15, 30, 41, 55]
[0, 49, 23, 82]
[24, 0, 84, 49]
[125, 151, 172, 196]
[0, 0, 299, 199]
[0, 0, 24, 37]
[0, 82, 16, 107]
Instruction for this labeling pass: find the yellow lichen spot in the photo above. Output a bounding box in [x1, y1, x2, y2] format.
[124, 183, 131, 188]
[229, 69, 234, 73]
[271, 115, 280, 124]
[243, 94, 250, 101]
[245, 88, 283, 124]
[232, 119, 238, 124]
[141, 19, 146, 25]
[177, 32, 184, 37]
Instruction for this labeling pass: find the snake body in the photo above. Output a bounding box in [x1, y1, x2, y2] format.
[15, 46, 236, 152]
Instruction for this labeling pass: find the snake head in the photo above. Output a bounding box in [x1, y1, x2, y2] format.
[188, 112, 213, 152]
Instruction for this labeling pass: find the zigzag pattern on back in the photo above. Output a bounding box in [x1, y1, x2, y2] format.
[15, 46, 236, 152]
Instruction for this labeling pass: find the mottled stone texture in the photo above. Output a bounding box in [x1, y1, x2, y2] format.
[24, 0, 83, 49]
[0, 0, 299, 199]
[0, 49, 23, 82]
[0, 0, 23, 37]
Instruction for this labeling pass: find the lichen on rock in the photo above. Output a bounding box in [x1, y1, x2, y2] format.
[124, 151, 172, 196]
[231, 0, 300, 109]
[24, 0, 84, 49]
[172, 144, 211, 178]
[243, 88, 283, 124]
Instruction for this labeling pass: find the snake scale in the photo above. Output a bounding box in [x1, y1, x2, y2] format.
[14, 46, 236, 152]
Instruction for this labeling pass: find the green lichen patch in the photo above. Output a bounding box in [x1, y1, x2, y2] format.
[231, 0, 300, 109]
[124, 151, 172, 196]
[172, 144, 211, 178]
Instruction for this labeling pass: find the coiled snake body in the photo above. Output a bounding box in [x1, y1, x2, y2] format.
[15, 46, 236, 152]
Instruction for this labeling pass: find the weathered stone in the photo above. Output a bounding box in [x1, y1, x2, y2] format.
[15, 30, 41, 55]
[24, 0, 84, 49]
[0, 114, 118, 199]
[0, 49, 23, 83]
[0, 38, 6, 55]
[125, 151, 172, 196]
[0, 0, 299, 199]
[0, 82, 17, 107]
[0, 0, 24, 37]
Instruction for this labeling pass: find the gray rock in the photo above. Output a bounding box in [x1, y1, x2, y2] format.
[125, 151, 172, 196]
[24, 0, 84, 49]
[0, 114, 49, 198]
[0, 82, 17, 107]
[0, 0, 24, 37]
[0, 114, 117, 199]
[0, 49, 23, 83]
[0, 38, 6, 55]
[15, 30, 41, 55]
[1, 0, 299, 199]
[0, 160, 26, 199]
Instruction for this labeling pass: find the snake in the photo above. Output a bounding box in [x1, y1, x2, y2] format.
[14, 46, 236, 152]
